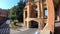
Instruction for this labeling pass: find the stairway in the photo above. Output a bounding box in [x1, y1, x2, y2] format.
[40, 21, 60, 34]
[40, 23, 50, 34]
[40, 30, 50, 34]
[55, 27, 60, 34]
[55, 21, 60, 34]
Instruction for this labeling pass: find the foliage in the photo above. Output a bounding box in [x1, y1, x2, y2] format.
[9, 6, 17, 20]
[9, 0, 26, 21]
[10, 22, 22, 29]
[16, 0, 26, 22]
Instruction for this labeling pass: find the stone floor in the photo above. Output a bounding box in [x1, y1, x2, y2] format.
[10, 28, 38, 34]
[10, 22, 60, 34]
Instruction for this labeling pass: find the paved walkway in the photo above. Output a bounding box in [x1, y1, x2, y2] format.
[10, 28, 38, 34]
[10, 22, 60, 34]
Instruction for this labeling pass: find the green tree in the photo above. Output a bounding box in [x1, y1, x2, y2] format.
[9, 0, 26, 22]
[9, 6, 17, 20]
[16, 0, 26, 22]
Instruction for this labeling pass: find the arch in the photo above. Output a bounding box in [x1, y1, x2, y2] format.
[25, 11, 27, 18]
[29, 20, 38, 28]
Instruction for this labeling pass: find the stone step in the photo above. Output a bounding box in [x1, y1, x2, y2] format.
[55, 22, 60, 34]
[40, 30, 50, 34]
[55, 27, 60, 34]
[55, 23, 60, 27]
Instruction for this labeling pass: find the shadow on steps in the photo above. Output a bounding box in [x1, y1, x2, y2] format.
[54, 27, 60, 34]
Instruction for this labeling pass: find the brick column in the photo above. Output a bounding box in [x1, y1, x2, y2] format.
[40, 0, 44, 19]
[40, 0, 44, 30]
[39, 19, 44, 30]
[23, 10, 26, 27]
[58, 8, 60, 21]
[57, 11, 60, 21]
[46, 0, 55, 34]
[26, 2, 31, 28]
[27, 21, 29, 28]
[36, 2, 41, 18]
[27, 2, 31, 18]
[27, 5, 30, 18]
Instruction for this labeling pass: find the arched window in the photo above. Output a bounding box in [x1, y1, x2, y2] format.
[25, 11, 27, 18]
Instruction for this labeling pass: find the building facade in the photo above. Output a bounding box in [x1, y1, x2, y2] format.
[23, 0, 60, 34]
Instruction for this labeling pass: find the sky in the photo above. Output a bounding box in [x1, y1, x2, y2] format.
[36, 8, 48, 16]
[45, 10, 48, 16]
[0, 0, 48, 15]
[0, 0, 19, 9]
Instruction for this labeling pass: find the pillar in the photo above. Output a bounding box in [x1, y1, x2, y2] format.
[40, 0, 44, 19]
[59, 1, 60, 21]
[23, 10, 26, 27]
[27, 21, 29, 28]
[46, 0, 55, 34]
[59, 8, 60, 21]
[27, 5, 30, 18]
[26, 2, 31, 28]
[39, 19, 44, 30]
[36, 1, 41, 18]
[57, 8, 60, 21]
[39, 0, 44, 30]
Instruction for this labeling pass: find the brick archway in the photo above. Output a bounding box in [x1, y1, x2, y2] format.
[29, 20, 38, 28]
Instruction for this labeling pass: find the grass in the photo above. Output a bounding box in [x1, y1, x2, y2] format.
[10, 22, 22, 30]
